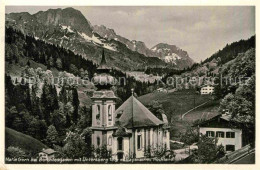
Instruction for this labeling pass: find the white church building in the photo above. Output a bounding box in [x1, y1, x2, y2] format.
[90, 51, 170, 160]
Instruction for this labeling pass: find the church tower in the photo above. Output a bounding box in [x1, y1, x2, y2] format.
[91, 50, 117, 149]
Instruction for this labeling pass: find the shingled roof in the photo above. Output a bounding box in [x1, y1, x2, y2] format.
[115, 95, 164, 128]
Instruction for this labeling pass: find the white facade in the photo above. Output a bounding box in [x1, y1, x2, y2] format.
[199, 127, 242, 151]
[38, 151, 55, 162]
[200, 85, 214, 94]
[91, 92, 170, 160]
[108, 128, 170, 160]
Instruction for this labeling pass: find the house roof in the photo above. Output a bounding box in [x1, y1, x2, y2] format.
[115, 95, 164, 128]
[195, 113, 242, 128]
[41, 148, 56, 155]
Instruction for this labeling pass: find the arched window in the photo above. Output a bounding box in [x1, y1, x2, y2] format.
[96, 105, 100, 121]
[97, 136, 100, 146]
[137, 130, 142, 150]
[108, 105, 112, 121]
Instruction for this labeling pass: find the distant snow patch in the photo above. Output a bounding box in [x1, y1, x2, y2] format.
[151, 47, 157, 51]
[61, 25, 74, 33]
[80, 32, 117, 51]
[164, 53, 181, 64]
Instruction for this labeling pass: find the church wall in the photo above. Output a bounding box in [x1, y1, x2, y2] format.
[92, 131, 103, 147]
[153, 128, 158, 149]
[107, 131, 114, 151]
[163, 129, 170, 150]
[102, 101, 107, 126]
[112, 136, 117, 159]
[92, 101, 103, 127]
[158, 127, 163, 150]
[135, 128, 145, 158]
[104, 100, 115, 127]
[123, 137, 130, 160]
[150, 128, 153, 147]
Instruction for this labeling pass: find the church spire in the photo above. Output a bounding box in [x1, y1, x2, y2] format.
[97, 49, 110, 71]
[93, 50, 115, 90]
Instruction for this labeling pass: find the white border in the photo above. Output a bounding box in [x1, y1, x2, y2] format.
[0, 0, 258, 170]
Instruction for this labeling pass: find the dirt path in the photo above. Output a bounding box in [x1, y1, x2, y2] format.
[181, 101, 209, 120]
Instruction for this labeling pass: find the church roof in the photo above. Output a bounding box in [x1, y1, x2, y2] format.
[112, 122, 132, 137]
[115, 95, 164, 128]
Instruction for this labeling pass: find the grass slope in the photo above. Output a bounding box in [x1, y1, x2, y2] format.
[138, 89, 211, 121]
[138, 89, 218, 140]
[5, 127, 47, 154]
[184, 100, 220, 123]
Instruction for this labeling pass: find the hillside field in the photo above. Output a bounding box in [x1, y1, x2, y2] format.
[5, 128, 47, 155]
[138, 89, 220, 139]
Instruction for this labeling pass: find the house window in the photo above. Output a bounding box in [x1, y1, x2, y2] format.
[108, 105, 112, 121]
[96, 105, 101, 121]
[226, 132, 235, 138]
[226, 145, 235, 151]
[216, 131, 225, 138]
[97, 136, 100, 146]
[108, 136, 112, 146]
[206, 131, 215, 137]
[137, 134, 142, 150]
[117, 137, 123, 150]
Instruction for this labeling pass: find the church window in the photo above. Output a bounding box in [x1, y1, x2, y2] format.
[108, 105, 112, 121]
[137, 134, 142, 150]
[97, 136, 100, 146]
[96, 105, 101, 121]
[117, 137, 123, 150]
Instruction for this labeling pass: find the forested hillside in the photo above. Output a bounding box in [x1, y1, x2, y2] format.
[5, 27, 164, 157]
[203, 35, 255, 65]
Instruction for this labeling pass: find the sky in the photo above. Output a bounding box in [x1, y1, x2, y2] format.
[6, 6, 255, 62]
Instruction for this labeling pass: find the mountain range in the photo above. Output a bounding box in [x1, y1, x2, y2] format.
[5, 7, 194, 70]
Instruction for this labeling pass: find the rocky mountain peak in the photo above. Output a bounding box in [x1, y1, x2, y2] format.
[34, 7, 93, 36]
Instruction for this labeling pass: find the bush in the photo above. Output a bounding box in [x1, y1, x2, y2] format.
[6, 146, 26, 158]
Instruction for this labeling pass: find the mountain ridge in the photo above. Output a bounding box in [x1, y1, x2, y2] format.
[93, 24, 194, 67]
[6, 7, 194, 70]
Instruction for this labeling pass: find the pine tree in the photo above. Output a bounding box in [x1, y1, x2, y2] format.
[72, 88, 79, 123]
[46, 125, 59, 146]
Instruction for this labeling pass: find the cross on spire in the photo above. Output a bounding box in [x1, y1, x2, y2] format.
[131, 88, 134, 96]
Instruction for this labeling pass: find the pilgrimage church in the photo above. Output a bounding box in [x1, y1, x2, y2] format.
[91, 51, 170, 160]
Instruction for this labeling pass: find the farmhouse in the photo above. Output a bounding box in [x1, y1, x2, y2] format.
[91, 51, 170, 160]
[38, 148, 56, 162]
[197, 113, 245, 152]
[200, 85, 214, 94]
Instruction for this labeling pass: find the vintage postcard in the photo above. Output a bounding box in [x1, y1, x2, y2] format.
[0, 0, 258, 169]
